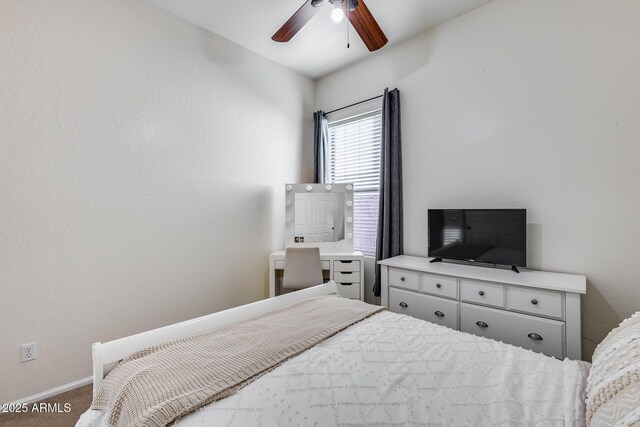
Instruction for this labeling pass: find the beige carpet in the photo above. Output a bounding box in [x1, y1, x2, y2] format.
[0, 385, 92, 427]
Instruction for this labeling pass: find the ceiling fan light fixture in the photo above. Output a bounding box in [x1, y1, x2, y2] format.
[331, 1, 344, 22]
[272, 0, 387, 51]
[331, 8, 344, 23]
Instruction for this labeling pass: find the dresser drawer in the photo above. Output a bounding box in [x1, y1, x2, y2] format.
[336, 282, 360, 299]
[389, 287, 459, 330]
[389, 268, 420, 291]
[460, 303, 564, 359]
[334, 271, 360, 283]
[333, 260, 360, 272]
[460, 279, 505, 308]
[421, 273, 457, 299]
[507, 287, 563, 319]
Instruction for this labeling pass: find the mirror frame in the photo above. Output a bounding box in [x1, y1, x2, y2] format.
[285, 183, 354, 252]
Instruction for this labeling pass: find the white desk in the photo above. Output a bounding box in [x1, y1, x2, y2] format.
[269, 251, 365, 300]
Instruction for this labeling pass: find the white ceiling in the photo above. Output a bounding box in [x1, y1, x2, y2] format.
[148, 0, 494, 79]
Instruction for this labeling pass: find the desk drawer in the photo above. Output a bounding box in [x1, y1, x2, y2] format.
[389, 268, 420, 291]
[390, 287, 458, 330]
[334, 260, 360, 272]
[460, 279, 505, 308]
[508, 287, 563, 319]
[275, 260, 330, 270]
[422, 273, 457, 299]
[460, 303, 564, 359]
[337, 282, 360, 299]
[334, 271, 360, 283]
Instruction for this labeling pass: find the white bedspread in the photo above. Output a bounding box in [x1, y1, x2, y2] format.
[78, 310, 590, 426]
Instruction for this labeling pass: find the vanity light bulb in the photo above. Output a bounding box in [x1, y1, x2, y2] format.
[286, 185, 292, 191]
[325, 184, 332, 191]
[346, 184, 353, 191]
[346, 217, 353, 223]
[306, 185, 313, 192]
[346, 201, 353, 207]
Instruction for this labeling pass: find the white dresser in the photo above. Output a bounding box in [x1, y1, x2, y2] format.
[269, 251, 365, 301]
[378, 255, 586, 360]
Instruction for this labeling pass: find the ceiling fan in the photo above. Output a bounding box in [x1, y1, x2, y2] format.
[272, 0, 388, 52]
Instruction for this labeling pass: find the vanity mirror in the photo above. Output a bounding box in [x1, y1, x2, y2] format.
[285, 183, 354, 252]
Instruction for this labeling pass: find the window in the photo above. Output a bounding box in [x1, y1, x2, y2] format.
[327, 110, 382, 256]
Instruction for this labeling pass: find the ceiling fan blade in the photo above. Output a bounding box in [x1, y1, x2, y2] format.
[272, 0, 321, 43]
[347, 0, 388, 51]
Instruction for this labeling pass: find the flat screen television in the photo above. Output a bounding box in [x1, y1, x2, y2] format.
[428, 209, 526, 270]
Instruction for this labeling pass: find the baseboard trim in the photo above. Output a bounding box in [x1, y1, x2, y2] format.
[6, 376, 92, 406]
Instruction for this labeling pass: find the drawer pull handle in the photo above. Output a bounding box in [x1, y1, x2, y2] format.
[528, 333, 543, 341]
[476, 321, 488, 328]
[434, 311, 445, 317]
[399, 302, 408, 308]
[531, 299, 538, 305]
[341, 283, 353, 286]
[340, 260, 353, 263]
[478, 291, 485, 296]
[341, 272, 353, 275]
[436, 283, 442, 288]
[400, 277, 405, 281]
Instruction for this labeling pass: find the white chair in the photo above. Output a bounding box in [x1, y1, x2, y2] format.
[282, 247, 324, 290]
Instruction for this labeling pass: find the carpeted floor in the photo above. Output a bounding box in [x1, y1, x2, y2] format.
[0, 385, 92, 427]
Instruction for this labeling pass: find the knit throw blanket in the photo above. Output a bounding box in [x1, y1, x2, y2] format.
[586, 311, 640, 426]
[91, 295, 385, 427]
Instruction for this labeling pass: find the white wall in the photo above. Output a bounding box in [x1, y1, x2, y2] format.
[317, 0, 640, 360]
[0, 0, 314, 402]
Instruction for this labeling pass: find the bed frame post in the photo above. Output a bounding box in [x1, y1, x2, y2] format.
[92, 343, 103, 397]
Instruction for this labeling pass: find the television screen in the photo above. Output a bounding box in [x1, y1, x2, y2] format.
[428, 209, 526, 267]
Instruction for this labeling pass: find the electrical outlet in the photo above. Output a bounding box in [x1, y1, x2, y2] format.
[21, 342, 37, 363]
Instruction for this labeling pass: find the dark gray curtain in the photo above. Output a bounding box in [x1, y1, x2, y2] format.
[313, 111, 328, 183]
[374, 88, 403, 297]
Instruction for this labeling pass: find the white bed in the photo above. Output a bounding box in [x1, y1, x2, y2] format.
[78, 282, 591, 426]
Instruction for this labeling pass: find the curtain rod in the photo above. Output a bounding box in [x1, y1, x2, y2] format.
[325, 95, 383, 116]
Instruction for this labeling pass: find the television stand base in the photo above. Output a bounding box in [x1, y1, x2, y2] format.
[429, 257, 442, 263]
[511, 265, 520, 273]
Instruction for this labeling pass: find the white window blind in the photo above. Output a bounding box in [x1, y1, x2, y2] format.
[327, 110, 382, 256]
